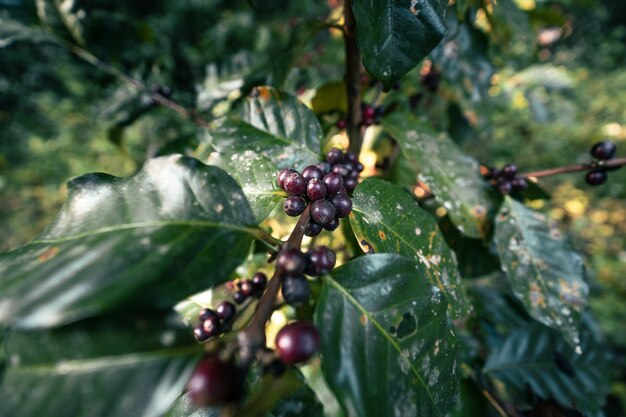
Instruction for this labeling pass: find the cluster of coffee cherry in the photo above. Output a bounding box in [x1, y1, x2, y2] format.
[277, 245, 335, 306]
[337, 102, 384, 129]
[483, 163, 529, 195]
[232, 272, 267, 304]
[278, 147, 358, 236]
[585, 140, 620, 186]
[193, 301, 237, 342]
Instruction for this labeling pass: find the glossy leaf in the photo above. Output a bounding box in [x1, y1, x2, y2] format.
[205, 87, 322, 170]
[0, 314, 200, 417]
[316, 254, 458, 417]
[352, 0, 447, 89]
[350, 178, 470, 318]
[0, 155, 258, 329]
[494, 197, 588, 348]
[383, 113, 495, 238]
[208, 152, 284, 223]
[483, 323, 610, 416]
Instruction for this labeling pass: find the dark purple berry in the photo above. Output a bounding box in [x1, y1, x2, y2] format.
[199, 308, 218, 321]
[355, 162, 364, 172]
[233, 291, 246, 304]
[193, 326, 209, 342]
[363, 105, 376, 120]
[511, 177, 528, 191]
[275, 321, 320, 365]
[498, 182, 513, 195]
[276, 248, 307, 274]
[501, 164, 518, 179]
[187, 356, 242, 406]
[332, 194, 353, 218]
[216, 301, 236, 323]
[345, 151, 357, 164]
[306, 178, 327, 201]
[284, 196, 306, 217]
[311, 200, 336, 226]
[251, 272, 268, 290]
[315, 162, 332, 174]
[336, 119, 347, 129]
[304, 220, 323, 237]
[240, 280, 256, 298]
[302, 165, 324, 182]
[277, 168, 296, 190]
[323, 217, 340, 231]
[585, 170, 608, 186]
[281, 274, 311, 306]
[284, 172, 307, 196]
[348, 168, 360, 179]
[326, 148, 344, 165]
[305, 246, 336, 276]
[344, 177, 357, 192]
[332, 163, 352, 177]
[590, 141, 617, 160]
[202, 316, 222, 335]
[322, 172, 344, 195]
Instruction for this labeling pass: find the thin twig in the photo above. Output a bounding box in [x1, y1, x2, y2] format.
[521, 157, 626, 179]
[343, 0, 364, 155]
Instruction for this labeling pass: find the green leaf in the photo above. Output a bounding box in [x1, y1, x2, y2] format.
[483, 323, 610, 416]
[311, 81, 348, 115]
[204, 87, 322, 170]
[350, 178, 470, 318]
[208, 152, 284, 223]
[383, 113, 496, 239]
[0, 18, 53, 48]
[315, 254, 458, 417]
[0, 155, 258, 329]
[494, 197, 588, 348]
[352, 0, 448, 89]
[0, 314, 200, 417]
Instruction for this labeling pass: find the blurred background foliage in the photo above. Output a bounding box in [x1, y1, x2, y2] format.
[1, 0, 625, 410]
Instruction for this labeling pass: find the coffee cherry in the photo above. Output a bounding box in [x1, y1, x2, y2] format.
[281, 274, 311, 306]
[501, 164, 518, 179]
[216, 301, 236, 323]
[315, 162, 332, 174]
[498, 182, 513, 195]
[284, 172, 307, 196]
[311, 200, 336, 226]
[187, 356, 242, 406]
[344, 177, 357, 192]
[511, 177, 528, 191]
[233, 291, 246, 305]
[336, 119, 347, 129]
[590, 141, 616, 160]
[363, 105, 376, 120]
[240, 280, 256, 298]
[326, 148, 344, 165]
[202, 316, 222, 336]
[332, 194, 353, 218]
[332, 164, 352, 178]
[193, 326, 209, 342]
[251, 272, 268, 290]
[199, 308, 218, 322]
[305, 246, 336, 276]
[277, 168, 297, 189]
[355, 162, 364, 172]
[284, 196, 306, 217]
[322, 172, 344, 195]
[302, 165, 324, 182]
[323, 217, 340, 231]
[276, 248, 306, 274]
[306, 178, 327, 201]
[585, 170, 608, 186]
[345, 151, 357, 164]
[275, 322, 320, 365]
[304, 220, 323, 237]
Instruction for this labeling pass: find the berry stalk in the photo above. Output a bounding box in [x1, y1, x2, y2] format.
[521, 157, 626, 179]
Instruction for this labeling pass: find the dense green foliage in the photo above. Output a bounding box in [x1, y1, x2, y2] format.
[1, 0, 625, 416]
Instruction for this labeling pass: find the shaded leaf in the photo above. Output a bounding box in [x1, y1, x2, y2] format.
[205, 87, 322, 170]
[350, 178, 470, 318]
[208, 152, 284, 223]
[352, 0, 448, 89]
[383, 113, 495, 238]
[483, 323, 610, 417]
[0, 17, 53, 48]
[494, 197, 588, 348]
[0, 155, 258, 328]
[0, 314, 200, 417]
[311, 81, 348, 115]
[315, 254, 458, 417]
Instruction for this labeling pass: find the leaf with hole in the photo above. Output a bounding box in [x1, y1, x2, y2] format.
[383, 114, 496, 239]
[350, 178, 470, 318]
[0, 155, 259, 329]
[315, 254, 458, 417]
[494, 197, 588, 348]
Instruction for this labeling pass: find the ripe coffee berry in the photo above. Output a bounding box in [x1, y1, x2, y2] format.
[336, 119, 347, 129]
[199, 308, 218, 321]
[302, 165, 324, 182]
[275, 321, 320, 365]
[233, 291, 246, 305]
[304, 220, 323, 237]
[193, 326, 209, 342]
[326, 148, 344, 165]
[315, 162, 332, 174]
[585, 170, 607, 186]
[202, 316, 221, 335]
[590, 141, 616, 160]
[216, 301, 236, 323]
[284, 196, 306, 217]
[187, 356, 242, 406]
[281, 274, 311, 306]
[283, 172, 306, 196]
[277, 168, 296, 189]
[306, 178, 327, 201]
[332, 194, 353, 218]
[276, 248, 306, 274]
[344, 177, 357, 192]
[240, 280, 256, 298]
[511, 177, 528, 191]
[322, 172, 344, 195]
[323, 217, 340, 231]
[251, 272, 268, 289]
[498, 182, 513, 195]
[311, 200, 336, 226]
[305, 246, 336, 276]
[332, 164, 352, 177]
[363, 105, 376, 120]
[501, 164, 518, 179]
